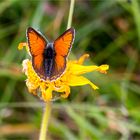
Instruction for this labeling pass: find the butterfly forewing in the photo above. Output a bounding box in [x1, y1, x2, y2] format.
[27, 27, 47, 79]
[50, 28, 75, 80]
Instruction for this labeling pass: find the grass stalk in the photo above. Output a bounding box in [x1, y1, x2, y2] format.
[67, 0, 75, 29]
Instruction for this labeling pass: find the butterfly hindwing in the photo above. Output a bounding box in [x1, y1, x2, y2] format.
[51, 28, 75, 80]
[27, 27, 47, 79]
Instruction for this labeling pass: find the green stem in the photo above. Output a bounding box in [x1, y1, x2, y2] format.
[67, 0, 75, 29]
[39, 102, 52, 140]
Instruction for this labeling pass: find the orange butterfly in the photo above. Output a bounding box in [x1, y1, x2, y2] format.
[26, 27, 75, 81]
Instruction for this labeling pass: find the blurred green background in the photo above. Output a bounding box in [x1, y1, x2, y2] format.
[0, 0, 140, 140]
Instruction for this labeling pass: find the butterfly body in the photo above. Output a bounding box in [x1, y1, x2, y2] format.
[27, 27, 75, 81]
[43, 43, 55, 79]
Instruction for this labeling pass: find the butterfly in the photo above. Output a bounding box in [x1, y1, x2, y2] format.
[26, 27, 75, 81]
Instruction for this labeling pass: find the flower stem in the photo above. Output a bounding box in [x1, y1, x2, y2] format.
[67, 0, 75, 29]
[39, 102, 52, 140]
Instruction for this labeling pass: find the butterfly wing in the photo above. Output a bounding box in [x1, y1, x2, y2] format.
[26, 27, 47, 80]
[50, 28, 75, 81]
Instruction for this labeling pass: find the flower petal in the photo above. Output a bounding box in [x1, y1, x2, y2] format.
[18, 42, 27, 50]
[69, 63, 99, 75]
[67, 75, 99, 90]
[77, 54, 89, 64]
[68, 63, 109, 75]
[60, 86, 70, 98]
[26, 80, 38, 95]
[42, 86, 53, 101]
[18, 42, 30, 55]
[97, 65, 109, 74]
[52, 84, 70, 98]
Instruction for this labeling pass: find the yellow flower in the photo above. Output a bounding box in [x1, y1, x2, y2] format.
[18, 43, 109, 102]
